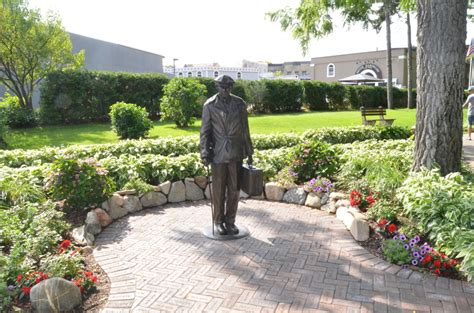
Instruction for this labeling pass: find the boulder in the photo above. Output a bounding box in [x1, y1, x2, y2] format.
[168, 181, 186, 203]
[185, 178, 204, 201]
[153, 185, 161, 192]
[265, 183, 285, 201]
[107, 201, 128, 220]
[85, 211, 101, 235]
[123, 195, 142, 213]
[305, 192, 321, 209]
[117, 189, 137, 196]
[101, 200, 110, 212]
[335, 199, 351, 209]
[350, 217, 370, 241]
[108, 194, 124, 211]
[30, 277, 82, 313]
[94, 208, 112, 227]
[159, 181, 172, 195]
[283, 188, 307, 205]
[321, 193, 330, 205]
[194, 176, 208, 189]
[72, 226, 94, 246]
[321, 202, 337, 214]
[329, 192, 347, 201]
[140, 191, 167, 208]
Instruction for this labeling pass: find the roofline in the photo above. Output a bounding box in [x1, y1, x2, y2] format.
[68, 32, 165, 58]
[311, 47, 414, 60]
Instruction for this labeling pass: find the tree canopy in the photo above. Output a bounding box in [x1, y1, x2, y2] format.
[0, 0, 83, 109]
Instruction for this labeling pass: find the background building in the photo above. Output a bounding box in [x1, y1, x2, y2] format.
[310, 48, 416, 87]
[268, 61, 312, 80]
[1, 33, 165, 107]
[166, 64, 260, 81]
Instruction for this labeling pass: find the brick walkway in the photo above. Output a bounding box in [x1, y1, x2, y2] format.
[94, 200, 474, 313]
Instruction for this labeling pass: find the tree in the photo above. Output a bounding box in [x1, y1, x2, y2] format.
[411, 0, 468, 174]
[399, 0, 416, 109]
[0, 0, 83, 110]
[268, 0, 400, 109]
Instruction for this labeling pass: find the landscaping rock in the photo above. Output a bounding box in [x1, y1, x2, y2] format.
[168, 181, 185, 203]
[94, 208, 112, 227]
[153, 185, 161, 192]
[321, 193, 329, 205]
[107, 202, 128, 220]
[204, 184, 211, 199]
[305, 192, 321, 209]
[329, 192, 347, 201]
[30, 277, 82, 313]
[321, 202, 337, 214]
[117, 189, 137, 196]
[85, 211, 101, 235]
[283, 188, 307, 205]
[335, 199, 351, 209]
[101, 200, 110, 211]
[72, 226, 94, 246]
[140, 191, 167, 208]
[194, 176, 208, 189]
[350, 217, 370, 241]
[185, 178, 204, 201]
[159, 181, 172, 195]
[123, 195, 142, 213]
[265, 182, 285, 201]
[108, 194, 124, 211]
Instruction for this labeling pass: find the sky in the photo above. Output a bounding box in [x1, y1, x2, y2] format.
[28, 0, 474, 68]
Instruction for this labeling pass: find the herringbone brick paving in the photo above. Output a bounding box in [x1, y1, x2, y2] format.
[93, 200, 474, 312]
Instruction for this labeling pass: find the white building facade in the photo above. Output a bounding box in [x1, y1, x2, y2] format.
[165, 65, 260, 81]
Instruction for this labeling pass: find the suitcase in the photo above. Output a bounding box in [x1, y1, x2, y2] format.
[241, 164, 263, 196]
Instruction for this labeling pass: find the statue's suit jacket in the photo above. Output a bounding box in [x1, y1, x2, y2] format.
[200, 94, 253, 164]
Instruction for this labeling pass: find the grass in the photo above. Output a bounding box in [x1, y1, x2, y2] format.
[1, 108, 426, 150]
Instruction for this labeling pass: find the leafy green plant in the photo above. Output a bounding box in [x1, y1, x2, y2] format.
[40, 252, 83, 280]
[45, 157, 115, 210]
[160, 78, 207, 127]
[273, 166, 298, 189]
[109, 102, 153, 139]
[367, 198, 400, 222]
[0, 108, 8, 149]
[122, 178, 155, 194]
[290, 140, 340, 183]
[0, 93, 38, 128]
[382, 239, 411, 265]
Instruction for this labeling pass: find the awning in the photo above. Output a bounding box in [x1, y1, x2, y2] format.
[338, 73, 385, 84]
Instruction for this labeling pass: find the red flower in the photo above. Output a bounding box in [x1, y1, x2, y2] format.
[35, 278, 41, 284]
[84, 271, 93, 277]
[378, 219, 388, 227]
[80, 286, 85, 294]
[434, 268, 441, 275]
[433, 259, 441, 268]
[22, 286, 31, 295]
[387, 224, 397, 233]
[16, 274, 23, 282]
[60, 239, 71, 249]
[366, 195, 375, 205]
[92, 276, 98, 283]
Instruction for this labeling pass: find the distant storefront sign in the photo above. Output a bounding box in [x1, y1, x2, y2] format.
[355, 63, 383, 79]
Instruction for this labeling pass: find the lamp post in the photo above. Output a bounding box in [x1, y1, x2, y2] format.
[173, 58, 178, 77]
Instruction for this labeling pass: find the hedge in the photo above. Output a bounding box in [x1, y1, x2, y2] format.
[40, 70, 169, 124]
[262, 80, 304, 113]
[0, 126, 410, 168]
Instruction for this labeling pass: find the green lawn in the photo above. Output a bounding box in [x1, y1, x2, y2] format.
[4, 109, 421, 150]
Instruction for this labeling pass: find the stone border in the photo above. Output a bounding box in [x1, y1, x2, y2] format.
[74, 177, 369, 245]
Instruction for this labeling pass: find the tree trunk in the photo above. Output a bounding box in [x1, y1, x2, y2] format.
[406, 12, 413, 109]
[413, 0, 467, 175]
[384, 1, 393, 110]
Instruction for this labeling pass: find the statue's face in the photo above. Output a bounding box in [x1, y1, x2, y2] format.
[217, 84, 232, 98]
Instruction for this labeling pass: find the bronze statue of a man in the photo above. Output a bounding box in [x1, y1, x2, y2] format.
[200, 75, 254, 236]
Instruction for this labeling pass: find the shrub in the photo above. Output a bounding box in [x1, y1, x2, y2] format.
[290, 140, 340, 183]
[382, 239, 411, 265]
[109, 102, 153, 139]
[245, 80, 267, 113]
[263, 80, 304, 113]
[0, 109, 8, 149]
[303, 126, 411, 144]
[160, 78, 207, 127]
[303, 81, 329, 111]
[325, 83, 346, 110]
[0, 93, 38, 128]
[45, 157, 116, 210]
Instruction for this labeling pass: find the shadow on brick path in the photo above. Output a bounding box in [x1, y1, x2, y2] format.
[94, 200, 474, 312]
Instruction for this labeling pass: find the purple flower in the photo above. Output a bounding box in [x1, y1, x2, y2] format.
[7, 285, 15, 291]
[414, 236, 420, 243]
[413, 251, 420, 258]
[399, 234, 407, 241]
[410, 239, 416, 245]
[411, 259, 418, 266]
[409, 242, 415, 247]
[427, 247, 433, 252]
[420, 249, 426, 255]
[404, 244, 410, 250]
[418, 255, 424, 262]
[393, 235, 399, 240]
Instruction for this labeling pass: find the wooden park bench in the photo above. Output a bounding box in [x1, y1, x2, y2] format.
[360, 106, 395, 126]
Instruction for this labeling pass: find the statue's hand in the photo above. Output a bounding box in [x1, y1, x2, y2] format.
[247, 155, 253, 166]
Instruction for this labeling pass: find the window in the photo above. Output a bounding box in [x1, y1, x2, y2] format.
[178, 72, 183, 77]
[294, 71, 299, 76]
[286, 71, 292, 75]
[237, 72, 241, 79]
[327, 64, 335, 77]
[302, 71, 307, 76]
[187, 72, 192, 77]
[197, 71, 202, 78]
[214, 71, 219, 78]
